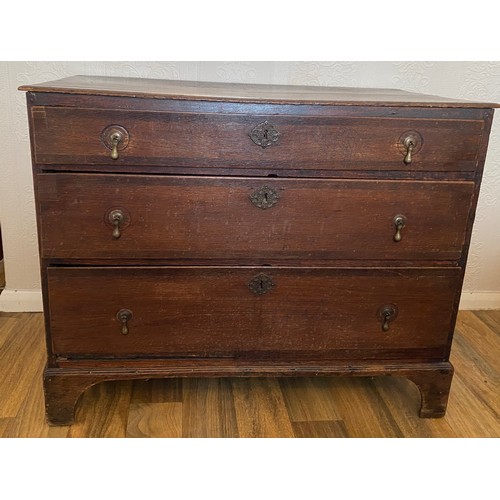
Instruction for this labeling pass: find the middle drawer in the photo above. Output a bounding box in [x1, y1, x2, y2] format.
[37, 173, 474, 261]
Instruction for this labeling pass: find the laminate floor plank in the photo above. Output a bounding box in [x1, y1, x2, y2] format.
[0, 311, 499, 438]
[292, 420, 349, 438]
[325, 378, 404, 438]
[454, 311, 500, 370]
[443, 374, 499, 438]
[131, 378, 183, 404]
[450, 331, 499, 417]
[0, 313, 17, 351]
[127, 402, 182, 438]
[0, 418, 12, 438]
[47, 426, 70, 438]
[0, 314, 45, 418]
[182, 378, 238, 438]
[474, 310, 500, 334]
[279, 377, 343, 422]
[0, 313, 53, 437]
[3, 360, 48, 438]
[373, 377, 458, 438]
[67, 381, 133, 438]
[231, 378, 294, 438]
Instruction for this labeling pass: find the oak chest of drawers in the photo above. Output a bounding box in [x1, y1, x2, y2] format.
[20, 76, 497, 425]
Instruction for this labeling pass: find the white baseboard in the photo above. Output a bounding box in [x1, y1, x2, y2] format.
[0, 288, 498, 313]
[0, 289, 43, 312]
[459, 292, 500, 310]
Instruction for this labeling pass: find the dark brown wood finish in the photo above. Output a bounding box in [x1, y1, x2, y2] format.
[42, 361, 454, 425]
[37, 174, 474, 261]
[46, 266, 460, 358]
[31, 106, 483, 171]
[27, 92, 490, 119]
[19, 75, 500, 107]
[19, 76, 497, 426]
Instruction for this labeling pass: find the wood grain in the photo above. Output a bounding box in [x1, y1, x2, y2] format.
[0, 314, 45, 418]
[326, 378, 404, 438]
[131, 379, 183, 404]
[66, 381, 132, 438]
[31, 106, 483, 170]
[231, 378, 294, 438]
[19, 75, 500, 107]
[0, 311, 498, 437]
[15, 78, 499, 434]
[474, 310, 500, 332]
[0, 313, 16, 351]
[373, 377, 458, 437]
[442, 374, 499, 438]
[0, 418, 12, 438]
[38, 174, 474, 261]
[127, 403, 182, 438]
[292, 420, 349, 438]
[279, 378, 343, 421]
[45, 266, 459, 359]
[3, 351, 47, 437]
[181, 378, 238, 438]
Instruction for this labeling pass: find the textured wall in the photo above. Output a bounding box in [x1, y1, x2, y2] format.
[0, 61, 499, 305]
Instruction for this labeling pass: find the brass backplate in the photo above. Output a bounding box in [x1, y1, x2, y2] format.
[101, 124, 130, 151]
[250, 186, 280, 209]
[249, 121, 280, 148]
[248, 273, 275, 295]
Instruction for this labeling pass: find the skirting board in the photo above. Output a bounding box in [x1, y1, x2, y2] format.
[459, 292, 500, 310]
[0, 289, 499, 313]
[0, 289, 43, 312]
[0, 289, 500, 312]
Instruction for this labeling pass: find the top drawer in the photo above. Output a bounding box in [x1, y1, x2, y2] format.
[30, 107, 484, 172]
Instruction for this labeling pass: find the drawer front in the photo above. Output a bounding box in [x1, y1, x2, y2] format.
[47, 267, 460, 359]
[31, 107, 484, 171]
[38, 174, 474, 261]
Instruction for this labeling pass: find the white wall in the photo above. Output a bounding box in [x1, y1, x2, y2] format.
[1, 61, 499, 311]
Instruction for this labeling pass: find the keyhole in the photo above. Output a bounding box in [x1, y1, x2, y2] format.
[264, 192, 268, 202]
[248, 273, 274, 295]
[263, 128, 269, 140]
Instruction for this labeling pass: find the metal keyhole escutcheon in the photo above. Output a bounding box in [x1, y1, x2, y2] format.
[250, 186, 280, 209]
[249, 121, 280, 148]
[248, 273, 275, 295]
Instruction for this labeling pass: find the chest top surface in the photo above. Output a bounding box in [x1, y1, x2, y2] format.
[19, 75, 499, 108]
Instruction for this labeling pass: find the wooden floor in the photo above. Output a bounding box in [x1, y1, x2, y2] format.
[0, 311, 498, 438]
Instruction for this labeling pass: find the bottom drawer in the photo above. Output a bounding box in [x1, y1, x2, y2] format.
[47, 267, 460, 360]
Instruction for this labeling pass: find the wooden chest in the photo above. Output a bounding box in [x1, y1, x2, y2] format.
[19, 76, 497, 425]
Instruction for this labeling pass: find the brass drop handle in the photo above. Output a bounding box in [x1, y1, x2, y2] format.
[403, 136, 414, 165]
[378, 305, 398, 332]
[101, 125, 129, 160]
[393, 215, 406, 242]
[116, 309, 133, 335]
[109, 209, 124, 239]
[110, 131, 123, 160]
[382, 311, 391, 332]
